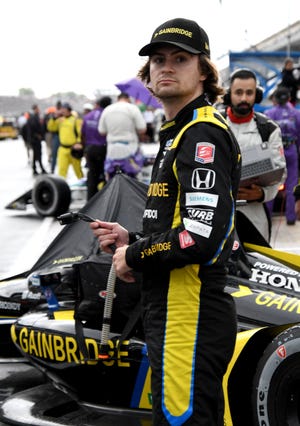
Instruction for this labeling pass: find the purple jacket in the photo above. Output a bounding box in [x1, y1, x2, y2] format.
[265, 103, 300, 147]
[81, 108, 106, 146]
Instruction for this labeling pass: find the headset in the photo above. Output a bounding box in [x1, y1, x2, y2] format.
[223, 68, 264, 105]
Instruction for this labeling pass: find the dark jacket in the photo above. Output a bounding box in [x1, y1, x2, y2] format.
[27, 113, 44, 144]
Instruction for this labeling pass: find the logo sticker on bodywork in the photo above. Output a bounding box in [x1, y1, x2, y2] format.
[276, 345, 286, 359]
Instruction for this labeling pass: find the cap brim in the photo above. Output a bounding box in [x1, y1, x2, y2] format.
[139, 41, 202, 56]
[279, 96, 289, 102]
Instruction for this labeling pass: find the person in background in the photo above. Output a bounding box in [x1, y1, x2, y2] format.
[98, 92, 146, 179]
[265, 87, 300, 225]
[279, 57, 300, 106]
[17, 111, 31, 164]
[81, 96, 112, 199]
[83, 102, 94, 116]
[294, 184, 300, 220]
[47, 102, 83, 179]
[91, 17, 241, 425]
[152, 107, 164, 142]
[43, 106, 57, 166]
[222, 68, 286, 244]
[27, 104, 47, 175]
[143, 105, 155, 141]
[48, 100, 63, 174]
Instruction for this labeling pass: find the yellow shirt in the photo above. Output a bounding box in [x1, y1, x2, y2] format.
[47, 115, 82, 146]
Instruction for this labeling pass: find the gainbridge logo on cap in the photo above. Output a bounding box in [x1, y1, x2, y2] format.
[154, 26, 193, 40]
[139, 18, 210, 57]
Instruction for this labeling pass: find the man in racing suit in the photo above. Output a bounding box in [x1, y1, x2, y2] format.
[91, 18, 241, 425]
[223, 68, 286, 243]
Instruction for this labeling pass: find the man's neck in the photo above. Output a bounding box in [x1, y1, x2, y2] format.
[161, 93, 201, 120]
[227, 107, 254, 123]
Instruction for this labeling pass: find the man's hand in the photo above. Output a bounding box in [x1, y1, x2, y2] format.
[238, 184, 264, 202]
[90, 220, 129, 254]
[113, 245, 135, 283]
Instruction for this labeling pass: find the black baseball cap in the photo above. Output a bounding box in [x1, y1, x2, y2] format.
[139, 18, 210, 57]
[61, 102, 72, 111]
[274, 87, 290, 105]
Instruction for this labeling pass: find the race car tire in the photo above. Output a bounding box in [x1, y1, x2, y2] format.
[251, 325, 300, 425]
[32, 175, 71, 217]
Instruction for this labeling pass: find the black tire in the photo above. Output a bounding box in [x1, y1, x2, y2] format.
[32, 175, 71, 217]
[252, 325, 300, 425]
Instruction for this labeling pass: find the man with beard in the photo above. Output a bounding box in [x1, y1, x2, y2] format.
[223, 68, 286, 244]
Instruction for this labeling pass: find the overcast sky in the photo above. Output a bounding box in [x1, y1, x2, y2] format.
[1, 0, 297, 99]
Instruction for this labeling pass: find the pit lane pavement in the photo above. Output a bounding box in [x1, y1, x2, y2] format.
[0, 137, 70, 279]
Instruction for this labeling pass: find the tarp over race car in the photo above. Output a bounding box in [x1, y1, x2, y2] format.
[0, 173, 147, 356]
[29, 173, 148, 275]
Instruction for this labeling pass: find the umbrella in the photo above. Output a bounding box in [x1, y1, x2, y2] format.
[115, 77, 162, 109]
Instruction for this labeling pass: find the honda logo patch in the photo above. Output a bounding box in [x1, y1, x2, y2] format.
[192, 168, 216, 189]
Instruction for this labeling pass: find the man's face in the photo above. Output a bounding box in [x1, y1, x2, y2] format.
[62, 107, 71, 117]
[148, 45, 206, 101]
[230, 77, 256, 116]
[285, 60, 294, 70]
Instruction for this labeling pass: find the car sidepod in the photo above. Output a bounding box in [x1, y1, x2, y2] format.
[10, 309, 153, 411]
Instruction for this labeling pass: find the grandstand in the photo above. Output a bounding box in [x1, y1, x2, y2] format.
[219, 20, 300, 108]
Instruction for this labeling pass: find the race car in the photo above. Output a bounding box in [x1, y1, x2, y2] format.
[4, 142, 159, 217]
[0, 116, 18, 140]
[1, 174, 300, 425]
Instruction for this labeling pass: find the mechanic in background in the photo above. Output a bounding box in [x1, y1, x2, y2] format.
[47, 103, 83, 180]
[81, 96, 112, 199]
[91, 17, 241, 426]
[222, 68, 286, 244]
[265, 87, 300, 225]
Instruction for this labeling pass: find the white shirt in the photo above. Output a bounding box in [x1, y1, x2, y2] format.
[98, 101, 146, 160]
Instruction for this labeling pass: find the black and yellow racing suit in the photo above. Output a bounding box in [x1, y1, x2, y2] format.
[126, 95, 241, 425]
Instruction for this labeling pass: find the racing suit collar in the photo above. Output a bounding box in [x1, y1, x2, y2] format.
[160, 94, 208, 132]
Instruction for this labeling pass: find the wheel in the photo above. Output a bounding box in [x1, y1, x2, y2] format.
[32, 175, 71, 217]
[252, 325, 300, 425]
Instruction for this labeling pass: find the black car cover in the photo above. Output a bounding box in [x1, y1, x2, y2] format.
[29, 173, 148, 274]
